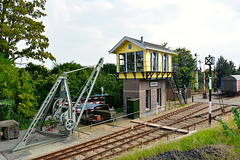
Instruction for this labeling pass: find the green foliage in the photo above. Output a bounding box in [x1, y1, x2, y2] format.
[216, 56, 236, 87]
[95, 68, 123, 108]
[16, 69, 38, 118]
[12, 110, 31, 130]
[0, 99, 15, 120]
[0, 0, 55, 62]
[33, 73, 58, 107]
[0, 54, 19, 99]
[217, 107, 240, 147]
[217, 119, 237, 140]
[231, 107, 240, 130]
[101, 63, 116, 75]
[117, 120, 240, 160]
[51, 61, 92, 98]
[0, 58, 123, 129]
[0, 99, 31, 130]
[172, 47, 197, 88]
[25, 62, 50, 79]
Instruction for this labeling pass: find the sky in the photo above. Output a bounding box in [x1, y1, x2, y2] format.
[17, 0, 240, 70]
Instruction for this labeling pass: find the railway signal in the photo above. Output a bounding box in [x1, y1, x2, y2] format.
[205, 55, 215, 126]
[194, 53, 200, 91]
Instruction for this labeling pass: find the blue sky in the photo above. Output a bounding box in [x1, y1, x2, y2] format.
[17, 0, 240, 69]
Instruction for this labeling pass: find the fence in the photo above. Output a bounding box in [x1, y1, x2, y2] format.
[167, 88, 191, 101]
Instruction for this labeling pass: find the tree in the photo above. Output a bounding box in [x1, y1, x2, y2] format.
[236, 65, 240, 75]
[229, 60, 236, 75]
[25, 62, 50, 79]
[173, 47, 197, 88]
[51, 62, 92, 98]
[16, 69, 38, 118]
[101, 63, 116, 75]
[216, 56, 235, 87]
[0, 53, 19, 99]
[0, 0, 55, 62]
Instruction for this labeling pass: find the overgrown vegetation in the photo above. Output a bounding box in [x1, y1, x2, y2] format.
[116, 116, 240, 159]
[115, 108, 240, 160]
[217, 107, 240, 149]
[0, 55, 122, 129]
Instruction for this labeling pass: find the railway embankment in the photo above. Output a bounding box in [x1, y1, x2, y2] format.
[116, 114, 240, 160]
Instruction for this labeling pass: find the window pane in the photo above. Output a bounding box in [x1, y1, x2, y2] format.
[157, 88, 161, 106]
[166, 54, 169, 72]
[163, 54, 167, 72]
[136, 51, 143, 71]
[146, 90, 151, 109]
[151, 52, 158, 71]
[127, 52, 135, 72]
[119, 53, 125, 72]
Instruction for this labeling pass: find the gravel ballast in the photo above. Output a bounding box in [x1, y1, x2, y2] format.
[144, 146, 222, 160]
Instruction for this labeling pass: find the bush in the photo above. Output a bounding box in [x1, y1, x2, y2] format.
[0, 99, 31, 130]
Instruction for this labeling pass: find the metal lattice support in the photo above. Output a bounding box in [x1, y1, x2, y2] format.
[12, 58, 104, 152]
[74, 58, 104, 130]
[12, 74, 67, 151]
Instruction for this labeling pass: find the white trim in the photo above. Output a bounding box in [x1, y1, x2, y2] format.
[134, 51, 137, 72]
[109, 36, 176, 55]
[109, 36, 146, 54]
[146, 46, 176, 54]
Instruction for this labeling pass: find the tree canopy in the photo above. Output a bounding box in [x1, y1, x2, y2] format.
[0, 0, 55, 62]
[172, 47, 197, 87]
[216, 55, 238, 87]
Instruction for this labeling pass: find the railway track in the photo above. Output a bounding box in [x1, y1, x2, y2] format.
[32, 103, 237, 160]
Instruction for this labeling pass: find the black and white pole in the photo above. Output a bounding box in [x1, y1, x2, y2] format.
[205, 55, 215, 126]
[209, 64, 212, 126]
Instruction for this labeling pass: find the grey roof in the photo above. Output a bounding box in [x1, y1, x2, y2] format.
[109, 36, 176, 54]
[222, 75, 240, 80]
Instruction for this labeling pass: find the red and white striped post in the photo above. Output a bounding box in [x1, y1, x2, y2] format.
[203, 64, 207, 99]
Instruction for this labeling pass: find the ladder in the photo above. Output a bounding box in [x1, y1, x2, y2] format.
[168, 76, 182, 104]
[168, 72, 187, 104]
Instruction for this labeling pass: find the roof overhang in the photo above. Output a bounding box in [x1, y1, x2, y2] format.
[109, 36, 177, 55]
[108, 36, 146, 54]
[145, 46, 176, 54]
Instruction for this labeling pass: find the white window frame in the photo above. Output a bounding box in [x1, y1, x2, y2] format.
[151, 52, 158, 71]
[119, 51, 144, 72]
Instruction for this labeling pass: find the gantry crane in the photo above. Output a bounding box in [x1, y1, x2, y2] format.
[13, 58, 104, 151]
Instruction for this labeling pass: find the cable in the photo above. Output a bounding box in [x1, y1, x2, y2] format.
[65, 65, 95, 74]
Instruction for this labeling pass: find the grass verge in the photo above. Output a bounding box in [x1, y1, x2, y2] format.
[115, 115, 240, 160]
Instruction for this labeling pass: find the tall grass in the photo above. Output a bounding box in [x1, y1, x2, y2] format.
[115, 116, 240, 160]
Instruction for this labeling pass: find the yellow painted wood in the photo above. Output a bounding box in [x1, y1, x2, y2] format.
[118, 72, 172, 79]
[112, 38, 175, 79]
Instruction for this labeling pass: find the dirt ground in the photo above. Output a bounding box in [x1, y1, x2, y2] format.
[0, 92, 239, 160]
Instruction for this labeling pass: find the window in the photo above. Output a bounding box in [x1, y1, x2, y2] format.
[151, 52, 158, 71]
[166, 54, 169, 72]
[136, 51, 143, 71]
[127, 52, 135, 72]
[146, 90, 151, 110]
[157, 88, 161, 107]
[162, 54, 169, 72]
[119, 53, 126, 72]
[128, 44, 132, 49]
[119, 51, 144, 72]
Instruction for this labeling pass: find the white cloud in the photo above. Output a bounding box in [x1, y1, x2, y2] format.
[28, 0, 240, 69]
